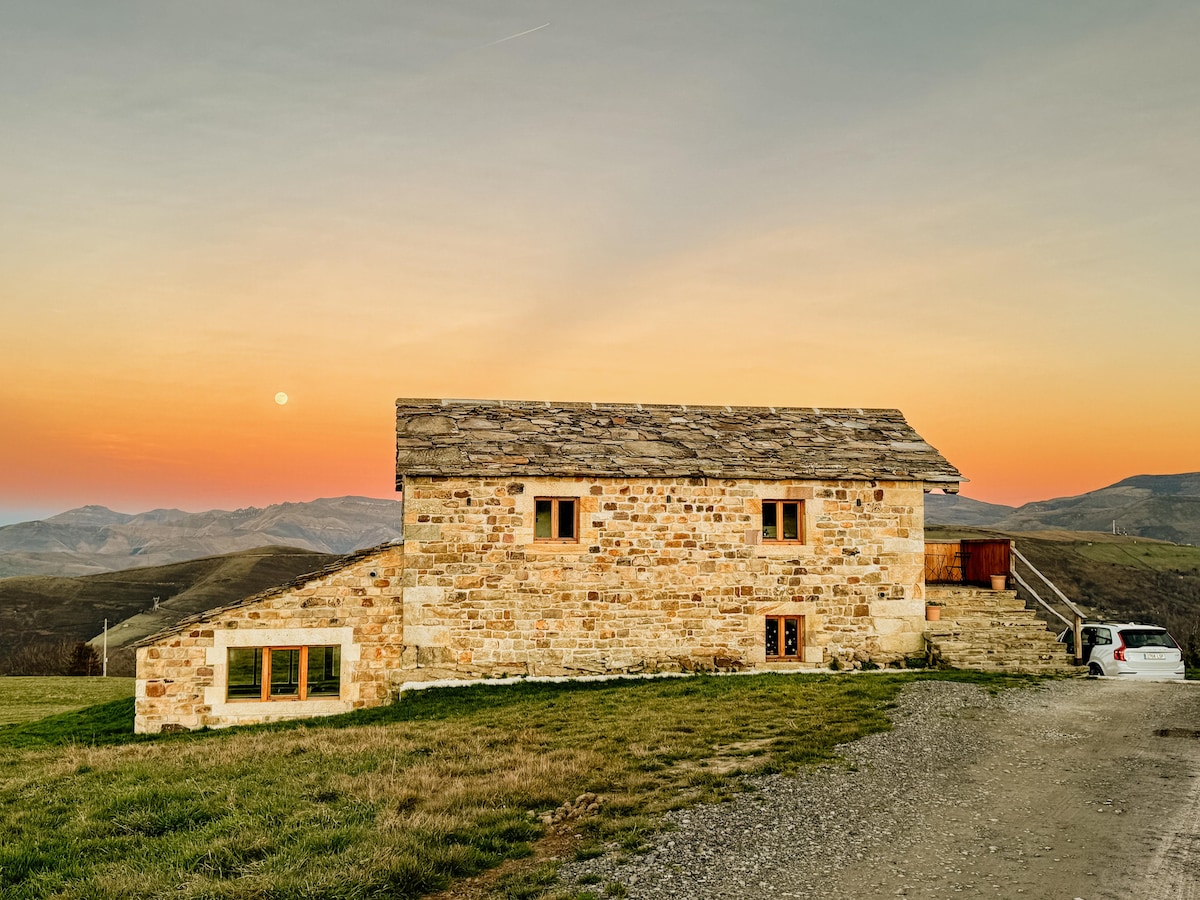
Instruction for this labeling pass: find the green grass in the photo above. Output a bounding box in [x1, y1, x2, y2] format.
[0, 671, 1040, 900]
[1072, 540, 1200, 572]
[0, 677, 134, 725]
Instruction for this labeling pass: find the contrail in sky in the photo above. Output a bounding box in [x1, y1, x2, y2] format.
[484, 22, 551, 47]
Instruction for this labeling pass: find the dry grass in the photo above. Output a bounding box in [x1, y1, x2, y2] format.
[0, 671, 1036, 899]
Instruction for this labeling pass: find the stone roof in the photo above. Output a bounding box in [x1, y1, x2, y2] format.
[395, 399, 962, 486]
[134, 542, 402, 647]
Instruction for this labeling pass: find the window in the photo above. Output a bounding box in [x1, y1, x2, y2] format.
[534, 497, 578, 542]
[1120, 629, 1178, 650]
[227, 645, 341, 701]
[762, 500, 804, 542]
[765, 616, 803, 659]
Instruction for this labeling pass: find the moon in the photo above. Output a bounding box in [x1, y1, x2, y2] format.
[275, 392, 288, 405]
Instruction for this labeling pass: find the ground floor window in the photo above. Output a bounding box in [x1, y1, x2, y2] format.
[227, 645, 341, 701]
[765, 616, 803, 659]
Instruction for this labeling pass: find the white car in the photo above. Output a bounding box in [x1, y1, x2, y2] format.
[1058, 622, 1186, 680]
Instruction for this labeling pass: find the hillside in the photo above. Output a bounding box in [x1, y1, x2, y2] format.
[0, 546, 338, 675]
[926, 473, 1200, 546]
[0, 496, 402, 577]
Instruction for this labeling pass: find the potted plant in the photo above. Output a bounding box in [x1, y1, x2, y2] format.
[990, 574, 1007, 591]
[925, 601, 943, 622]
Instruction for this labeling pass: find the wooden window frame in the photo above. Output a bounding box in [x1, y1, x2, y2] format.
[761, 499, 805, 543]
[226, 645, 341, 702]
[765, 615, 804, 660]
[533, 497, 580, 543]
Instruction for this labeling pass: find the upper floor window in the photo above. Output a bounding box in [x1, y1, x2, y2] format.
[535, 497, 578, 542]
[762, 500, 804, 543]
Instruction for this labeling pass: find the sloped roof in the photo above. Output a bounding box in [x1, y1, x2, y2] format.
[395, 399, 962, 485]
[134, 542, 402, 647]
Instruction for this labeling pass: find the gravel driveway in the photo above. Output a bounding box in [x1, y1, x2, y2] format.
[560, 678, 1200, 900]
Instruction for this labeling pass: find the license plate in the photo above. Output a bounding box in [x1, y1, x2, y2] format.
[1145, 652, 1165, 660]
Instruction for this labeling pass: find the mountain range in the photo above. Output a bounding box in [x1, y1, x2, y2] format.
[0, 496, 404, 577]
[925, 473, 1200, 545]
[2, 476, 1197, 580]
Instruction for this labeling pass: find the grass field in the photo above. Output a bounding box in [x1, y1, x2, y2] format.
[0, 670, 1038, 900]
[1072, 539, 1200, 572]
[0, 676, 134, 724]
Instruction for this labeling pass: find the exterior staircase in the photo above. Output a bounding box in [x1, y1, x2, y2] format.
[924, 585, 1076, 674]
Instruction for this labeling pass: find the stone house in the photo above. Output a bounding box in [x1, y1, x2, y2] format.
[135, 399, 961, 733]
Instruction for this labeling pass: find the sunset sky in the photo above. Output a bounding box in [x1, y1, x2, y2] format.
[3, 1, 1198, 524]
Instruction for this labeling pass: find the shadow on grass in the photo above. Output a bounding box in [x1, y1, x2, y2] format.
[0, 697, 146, 748]
[0, 669, 1049, 750]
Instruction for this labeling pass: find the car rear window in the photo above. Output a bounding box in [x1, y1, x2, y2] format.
[1119, 629, 1178, 649]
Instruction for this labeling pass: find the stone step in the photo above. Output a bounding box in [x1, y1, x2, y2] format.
[927, 587, 1020, 600]
[929, 629, 1060, 641]
[924, 585, 1076, 674]
[941, 601, 1031, 614]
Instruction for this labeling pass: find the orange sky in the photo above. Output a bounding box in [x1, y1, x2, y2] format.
[2, 2, 1198, 523]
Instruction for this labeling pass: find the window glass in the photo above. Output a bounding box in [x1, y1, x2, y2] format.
[1092, 629, 1113, 645]
[307, 645, 342, 696]
[227, 648, 262, 699]
[783, 618, 799, 656]
[1121, 629, 1177, 649]
[782, 503, 800, 541]
[765, 618, 779, 656]
[557, 499, 577, 540]
[762, 503, 778, 540]
[535, 499, 553, 539]
[270, 648, 301, 697]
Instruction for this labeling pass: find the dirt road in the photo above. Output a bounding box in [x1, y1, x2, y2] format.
[826, 679, 1200, 900]
[562, 678, 1200, 900]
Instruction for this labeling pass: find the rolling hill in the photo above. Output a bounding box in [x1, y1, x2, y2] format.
[926, 473, 1200, 545]
[0, 546, 339, 676]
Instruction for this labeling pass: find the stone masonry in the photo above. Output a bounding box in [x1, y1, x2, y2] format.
[135, 546, 403, 733]
[924, 584, 1074, 674]
[396, 475, 930, 683]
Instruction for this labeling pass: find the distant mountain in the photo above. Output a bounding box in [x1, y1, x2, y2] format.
[0, 496, 403, 577]
[923, 494, 1015, 526]
[926, 473, 1200, 546]
[44, 505, 137, 527]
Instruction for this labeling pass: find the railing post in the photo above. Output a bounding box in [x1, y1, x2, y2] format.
[1073, 613, 1083, 666]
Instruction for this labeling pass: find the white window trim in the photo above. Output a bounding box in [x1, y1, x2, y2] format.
[203, 626, 359, 719]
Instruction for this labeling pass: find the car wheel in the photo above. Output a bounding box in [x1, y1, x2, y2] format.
[1088, 662, 1104, 677]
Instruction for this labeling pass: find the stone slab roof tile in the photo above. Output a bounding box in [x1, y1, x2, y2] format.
[395, 399, 962, 485]
[133, 542, 403, 647]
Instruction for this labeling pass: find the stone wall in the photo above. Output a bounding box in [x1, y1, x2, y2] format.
[134, 546, 404, 733]
[397, 476, 927, 684]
